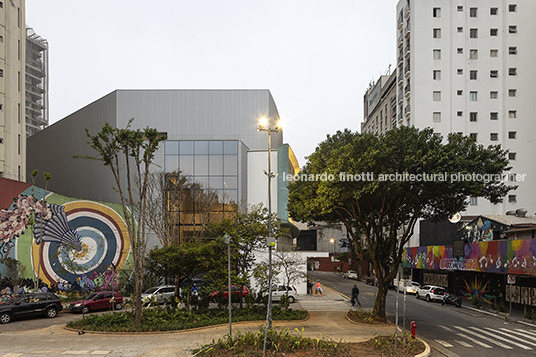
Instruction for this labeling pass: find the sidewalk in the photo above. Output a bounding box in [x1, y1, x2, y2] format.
[0, 288, 395, 357]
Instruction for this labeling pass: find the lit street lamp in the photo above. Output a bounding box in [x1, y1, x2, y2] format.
[257, 117, 281, 343]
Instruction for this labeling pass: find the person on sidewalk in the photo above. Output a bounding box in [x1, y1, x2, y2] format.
[351, 284, 361, 307]
[315, 280, 323, 297]
[307, 279, 313, 295]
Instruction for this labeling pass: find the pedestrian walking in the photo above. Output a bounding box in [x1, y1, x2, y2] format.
[315, 280, 323, 297]
[351, 284, 361, 307]
[307, 279, 313, 295]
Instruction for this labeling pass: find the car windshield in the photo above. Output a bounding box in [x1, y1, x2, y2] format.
[144, 288, 158, 294]
[85, 293, 98, 300]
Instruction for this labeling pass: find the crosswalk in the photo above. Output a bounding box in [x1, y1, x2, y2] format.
[298, 297, 351, 311]
[436, 324, 536, 351]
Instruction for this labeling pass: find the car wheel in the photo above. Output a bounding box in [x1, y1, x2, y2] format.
[115, 303, 122, 310]
[456, 301, 462, 308]
[416, 293, 419, 299]
[82, 306, 90, 314]
[0, 312, 11, 324]
[288, 296, 295, 303]
[46, 307, 58, 318]
[426, 295, 431, 302]
[212, 296, 218, 304]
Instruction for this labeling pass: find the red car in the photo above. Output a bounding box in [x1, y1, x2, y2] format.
[210, 285, 249, 303]
[69, 291, 123, 314]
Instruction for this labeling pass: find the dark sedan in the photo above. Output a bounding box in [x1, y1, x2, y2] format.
[0, 292, 63, 324]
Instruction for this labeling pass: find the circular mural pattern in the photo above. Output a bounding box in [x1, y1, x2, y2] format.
[36, 201, 129, 286]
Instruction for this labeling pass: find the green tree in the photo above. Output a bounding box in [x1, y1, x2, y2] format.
[146, 240, 222, 312]
[77, 118, 166, 325]
[203, 205, 281, 308]
[288, 127, 514, 320]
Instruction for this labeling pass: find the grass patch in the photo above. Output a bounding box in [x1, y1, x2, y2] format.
[347, 309, 389, 325]
[66, 306, 308, 332]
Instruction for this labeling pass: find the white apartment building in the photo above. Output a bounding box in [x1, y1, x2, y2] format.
[0, 0, 26, 181]
[396, 0, 536, 228]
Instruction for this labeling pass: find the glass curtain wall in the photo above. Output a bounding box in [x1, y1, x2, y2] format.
[164, 140, 239, 243]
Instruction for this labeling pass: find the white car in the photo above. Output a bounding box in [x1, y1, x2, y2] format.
[415, 285, 446, 302]
[345, 270, 358, 279]
[142, 285, 179, 304]
[271, 285, 298, 303]
[398, 281, 420, 294]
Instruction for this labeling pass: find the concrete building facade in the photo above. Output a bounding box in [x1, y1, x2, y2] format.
[395, 0, 536, 243]
[25, 27, 48, 137]
[361, 70, 397, 135]
[0, 0, 26, 181]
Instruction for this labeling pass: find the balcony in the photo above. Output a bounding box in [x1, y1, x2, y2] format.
[404, 104, 411, 117]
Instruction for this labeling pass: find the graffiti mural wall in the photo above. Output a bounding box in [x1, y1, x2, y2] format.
[0, 186, 132, 292]
[458, 217, 507, 243]
[403, 238, 536, 276]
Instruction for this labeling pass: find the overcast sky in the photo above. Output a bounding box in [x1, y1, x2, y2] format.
[26, 0, 397, 165]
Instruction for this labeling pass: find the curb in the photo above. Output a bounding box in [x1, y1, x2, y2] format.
[415, 339, 431, 357]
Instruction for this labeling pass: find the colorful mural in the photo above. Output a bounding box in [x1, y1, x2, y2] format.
[458, 217, 507, 243]
[403, 238, 536, 275]
[0, 187, 132, 292]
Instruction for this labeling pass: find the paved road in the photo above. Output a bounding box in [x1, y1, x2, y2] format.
[314, 271, 536, 357]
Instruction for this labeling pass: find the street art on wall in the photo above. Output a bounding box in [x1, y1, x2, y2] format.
[458, 217, 507, 243]
[423, 273, 448, 287]
[0, 187, 132, 292]
[403, 238, 536, 276]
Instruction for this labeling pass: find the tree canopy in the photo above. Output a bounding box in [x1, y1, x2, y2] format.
[288, 126, 515, 319]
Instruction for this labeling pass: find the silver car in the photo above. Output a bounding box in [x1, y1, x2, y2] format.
[142, 285, 178, 305]
[398, 280, 420, 294]
[416, 285, 446, 302]
[271, 285, 298, 303]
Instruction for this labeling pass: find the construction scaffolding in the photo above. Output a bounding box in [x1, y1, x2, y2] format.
[25, 27, 49, 137]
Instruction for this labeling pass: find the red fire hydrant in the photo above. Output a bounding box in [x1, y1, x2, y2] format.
[411, 321, 417, 339]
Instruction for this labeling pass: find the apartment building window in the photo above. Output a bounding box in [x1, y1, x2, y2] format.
[470, 112, 478, 122]
[470, 70, 478, 80]
[509, 110, 517, 118]
[490, 70, 498, 78]
[490, 91, 498, 99]
[490, 133, 499, 141]
[0, 2, 3, 8]
[457, 69, 463, 75]
[457, 6, 463, 11]
[433, 49, 441, 59]
[470, 133, 478, 141]
[0, 69, 3, 77]
[457, 111, 463, 116]
[490, 28, 498, 36]
[433, 91, 441, 101]
[18, 135, 20, 155]
[509, 4, 517, 12]
[509, 195, 517, 203]
[433, 112, 441, 122]
[470, 7, 477, 17]
[509, 152, 517, 160]
[433, 8, 441, 17]
[509, 131, 517, 139]
[470, 49, 478, 59]
[509, 26, 517, 33]
[509, 89, 517, 97]
[433, 70, 441, 80]
[457, 90, 463, 95]
[509, 46, 517, 54]
[509, 173, 518, 182]
[433, 28, 441, 38]
[490, 7, 498, 15]
[490, 112, 498, 120]
[470, 29, 478, 38]
[470, 92, 478, 101]
[470, 197, 478, 206]
[490, 49, 498, 57]
[509, 68, 517, 75]
[457, 48, 463, 54]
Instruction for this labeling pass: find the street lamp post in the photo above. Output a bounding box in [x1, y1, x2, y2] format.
[258, 118, 280, 329]
[224, 233, 232, 336]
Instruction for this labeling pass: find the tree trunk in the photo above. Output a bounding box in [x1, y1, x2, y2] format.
[371, 282, 388, 321]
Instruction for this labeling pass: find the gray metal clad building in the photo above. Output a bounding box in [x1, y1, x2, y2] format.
[27, 89, 283, 205]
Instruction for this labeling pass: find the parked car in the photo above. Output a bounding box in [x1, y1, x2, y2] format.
[271, 285, 298, 303]
[210, 285, 249, 303]
[180, 278, 205, 288]
[69, 291, 123, 313]
[345, 270, 358, 280]
[365, 276, 377, 286]
[398, 281, 420, 294]
[141, 285, 178, 305]
[0, 292, 62, 324]
[415, 285, 446, 302]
